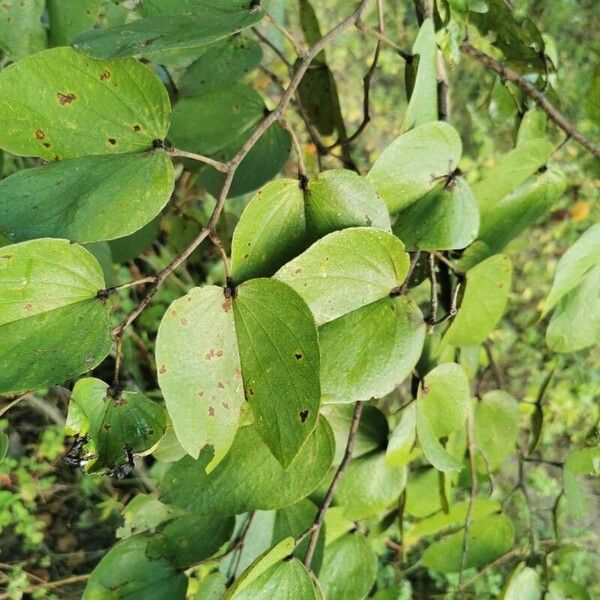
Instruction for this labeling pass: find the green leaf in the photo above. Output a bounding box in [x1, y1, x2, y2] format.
[402, 19, 437, 132]
[367, 121, 463, 213]
[109, 216, 161, 262]
[233, 278, 321, 467]
[419, 363, 470, 438]
[116, 495, 180, 540]
[500, 563, 542, 600]
[547, 581, 592, 600]
[160, 416, 334, 516]
[275, 228, 410, 325]
[179, 36, 262, 96]
[146, 514, 235, 569]
[223, 537, 295, 599]
[83, 535, 187, 600]
[74, 4, 265, 59]
[585, 65, 600, 127]
[156, 285, 244, 469]
[0, 432, 8, 461]
[231, 558, 318, 600]
[195, 573, 228, 600]
[422, 514, 515, 572]
[516, 108, 548, 146]
[0, 47, 171, 160]
[393, 177, 479, 251]
[334, 451, 407, 519]
[66, 378, 166, 473]
[477, 166, 566, 255]
[386, 403, 416, 467]
[442, 254, 513, 347]
[0, 239, 112, 394]
[563, 447, 600, 517]
[231, 171, 390, 282]
[320, 296, 425, 404]
[541, 223, 600, 317]
[0, 150, 174, 244]
[471, 140, 554, 209]
[319, 534, 377, 600]
[474, 391, 520, 470]
[0, 0, 46, 60]
[47, 0, 101, 46]
[140, 0, 255, 16]
[546, 264, 600, 353]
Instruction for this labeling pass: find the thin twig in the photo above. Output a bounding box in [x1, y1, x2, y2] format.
[461, 42, 600, 159]
[427, 281, 461, 330]
[265, 11, 306, 58]
[280, 116, 307, 180]
[459, 407, 477, 587]
[428, 252, 438, 328]
[304, 401, 364, 570]
[399, 251, 422, 294]
[167, 148, 229, 173]
[356, 21, 412, 61]
[253, 27, 292, 67]
[0, 393, 30, 417]
[209, 231, 232, 279]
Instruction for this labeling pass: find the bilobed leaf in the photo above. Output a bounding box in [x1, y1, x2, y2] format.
[422, 514, 515, 572]
[386, 403, 417, 467]
[0, 0, 46, 60]
[0, 239, 112, 394]
[47, 0, 101, 46]
[500, 563, 542, 600]
[0, 47, 171, 160]
[333, 451, 407, 519]
[0, 150, 175, 244]
[472, 139, 554, 209]
[231, 558, 318, 600]
[393, 177, 479, 250]
[402, 19, 437, 132]
[546, 264, 600, 353]
[443, 254, 513, 347]
[516, 108, 548, 145]
[74, 4, 264, 59]
[367, 121, 463, 213]
[233, 278, 321, 467]
[160, 416, 335, 515]
[474, 391, 520, 470]
[179, 36, 262, 96]
[66, 378, 166, 473]
[155, 285, 245, 470]
[319, 534, 377, 600]
[477, 166, 566, 255]
[82, 535, 187, 600]
[275, 228, 410, 325]
[563, 447, 600, 517]
[319, 296, 425, 404]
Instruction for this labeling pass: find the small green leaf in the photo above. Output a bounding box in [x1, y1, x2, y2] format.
[47, 0, 101, 46]
[195, 573, 228, 600]
[0, 0, 46, 60]
[367, 121, 462, 214]
[0, 432, 8, 461]
[547, 581, 592, 600]
[402, 19, 437, 132]
[319, 534, 377, 600]
[0, 239, 112, 394]
[319, 296, 425, 404]
[516, 108, 547, 145]
[442, 254, 512, 347]
[74, 5, 265, 59]
[0, 47, 171, 160]
[386, 403, 416, 467]
[275, 228, 410, 325]
[422, 514, 515, 572]
[563, 447, 600, 517]
[160, 416, 334, 515]
[500, 563, 542, 600]
[116, 495, 179, 540]
[0, 150, 175, 244]
[393, 177, 479, 251]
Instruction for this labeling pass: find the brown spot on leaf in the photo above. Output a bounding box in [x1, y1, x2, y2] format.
[159, 364, 167, 374]
[180, 317, 188, 325]
[299, 410, 309, 423]
[222, 402, 229, 410]
[35, 129, 45, 139]
[43, 142, 51, 148]
[133, 124, 141, 132]
[217, 381, 225, 389]
[208, 406, 215, 417]
[294, 352, 303, 361]
[100, 69, 111, 80]
[216, 350, 223, 357]
[293, 268, 303, 275]
[1, 255, 13, 260]
[198, 390, 204, 397]
[205, 349, 218, 360]
[103, 423, 111, 430]
[57, 92, 77, 105]
[222, 297, 232, 312]
[24, 303, 32, 311]
[108, 138, 117, 145]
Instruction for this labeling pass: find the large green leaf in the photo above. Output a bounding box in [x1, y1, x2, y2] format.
[367, 121, 462, 213]
[402, 19, 437, 132]
[474, 391, 520, 470]
[233, 278, 321, 467]
[472, 140, 554, 208]
[231, 171, 390, 282]
[179, 36, 262, 96]
[477, 166, 566, 255]
[0, 47, 170, 160]
[393, 177, 479, 251]
[156, 285, 244, 470]
[74, 4, 264, 59]
[82, 535, 187, 600]
[422, 514, 515, 572]
[275, 228, 410, 325]
[442, 254, 512, 347]
[0, 150, 174, 244]
[47, 0, 101, 46]
[319, 534, 377, 600]
[0, 239, 112, 394]
[319, 296, 425, 404]
[0, 0, 46, 60]
[160, 416, 334, 516]
[66, 378, 166, 473]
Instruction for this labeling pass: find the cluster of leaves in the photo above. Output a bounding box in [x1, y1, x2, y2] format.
[0, 0, 598, 598]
